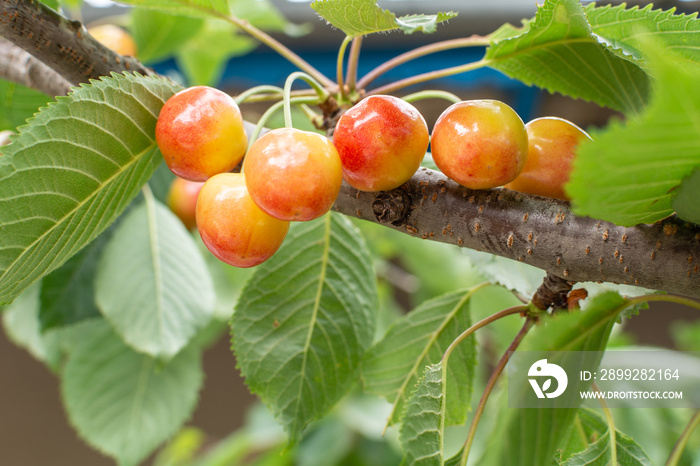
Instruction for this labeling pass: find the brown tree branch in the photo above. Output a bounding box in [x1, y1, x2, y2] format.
[333, 168, 700, 299]
[2, 0, 700, 299]
[0, 0, 150, 89]
[0, 37, 71, 96]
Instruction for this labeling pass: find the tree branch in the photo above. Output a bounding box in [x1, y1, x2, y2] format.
[0, 37, 71, 96]
[0, 0, 150, 90]
[2, 0, 700, 299]
[333, 168, 700, 299]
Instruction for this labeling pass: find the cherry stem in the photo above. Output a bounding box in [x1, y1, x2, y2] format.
[626, 294, 700, 312]
[401, 90, 461, 105]
[234, 85, 283, 105]
[592, 382, 618, 466]
[336, 36, 354, 101]
[249, 96, 320, 148]
[283, 71, 329, 128]
[666, 410, 700, 466]
[206, 8, 334, 89]
[368, 58, 490, 96]
[345, 36, 363, 94]
[460, 316, 536, 466]
[441, 304, 529, 366]
[356, 35, 491, 90]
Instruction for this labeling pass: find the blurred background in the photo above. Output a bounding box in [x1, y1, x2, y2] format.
[2, 0, 700, 464]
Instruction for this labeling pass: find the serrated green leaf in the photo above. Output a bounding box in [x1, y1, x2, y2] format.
[399, 363, 445, 466]
[114, 0, 229, 17]
[311, 0, 455, 38]
[95, 194, 215, 360]
[39, 226, 111, 332]
[485, 292, 632, 466]
[363, 287, 482, 427]
[567, 48, 700, 226]
[0, 73, 182, 305]
[485, 0, 649, 114]
[1, 282, 62, 369]
[131, 9, 205, 64]
[61, 319, 203, 466]
[0, 80, 51, 131]
[671, 168, 700, 225]
[176, 22, 256, 86]
[586, 3, 700, 71]
[231, 213, 377, 443]
[559, 408, 652, 466]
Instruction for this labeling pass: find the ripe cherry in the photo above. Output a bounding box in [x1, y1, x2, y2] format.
[156, 86, 247, 181]
[505, 117, 592, 200]
[431, 100, 528, 190]
[196, 173, 289, 268]
[88, 24, 138, 57]
[333, 95, 429, 192]
[244, 128, 342, 222]
[167, 177, 204, 230]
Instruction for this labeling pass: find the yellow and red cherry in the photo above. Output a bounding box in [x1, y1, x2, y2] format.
[196, 173, 289, 268]
[431, 100, 528, 190]
[505, 117, 592, 200]
[244, 128, 342, 222]
[156, 86, 247, 181]
[333, 95, 429, 192]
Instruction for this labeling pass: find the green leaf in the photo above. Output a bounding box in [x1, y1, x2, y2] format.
[131, 9, 205, 64]
[586, 3, 700, 71]
[61, 319, 204, 466]
[671, 168, 700, 225]
[485, 0, 650, 114]
[38, 227, 111, 332]
[0, 73, 182, 305]
[559, 408, 652, 466]
[176, 22, 256, 86]
[113, 0, 229, 17]
[567, 48, 700, 226]
[0, 80, 51, 131]
[95, 194, 215, 360]
[484, 292, 631, 466]
[1, 282, 62, 369]
[231, 213, 378, 443]
[362, 287, 482, 427]
[399, 363, 445, 466]
[311, 0, 456, 38]
[230, 0, 310, 37]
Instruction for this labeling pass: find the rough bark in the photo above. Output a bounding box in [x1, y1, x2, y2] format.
[0, 0, 150, 89]
[334, 168, 700, 298]
[0, 37, 71, 96]
[2, 0, 700, 298]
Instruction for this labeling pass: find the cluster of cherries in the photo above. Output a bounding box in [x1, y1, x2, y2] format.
[157, 86, 590, 268]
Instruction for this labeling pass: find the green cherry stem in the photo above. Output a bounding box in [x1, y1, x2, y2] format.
[283, 71, 329, 129]
[460, 316, 536, 466]
[249, 96, 320, 148]
[345, 36, 363, 93]
[357, 35, 491, 90]
[234, 85, 283, 105]
[666, 410, 700, 466]
[402, 90, 462, 105]
[336, 36, 354, 101]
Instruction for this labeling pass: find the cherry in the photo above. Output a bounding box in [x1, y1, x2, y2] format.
[333, 95, 429, 192]
[88, 24, 138, 57]
[156, 86, 247, 181]
[505, 117, 592, 200]
[167, 177, 204, 230]
[244, 128, 342, 222]
[431, 100, 528, 190]
[196, 173, 289, 268]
